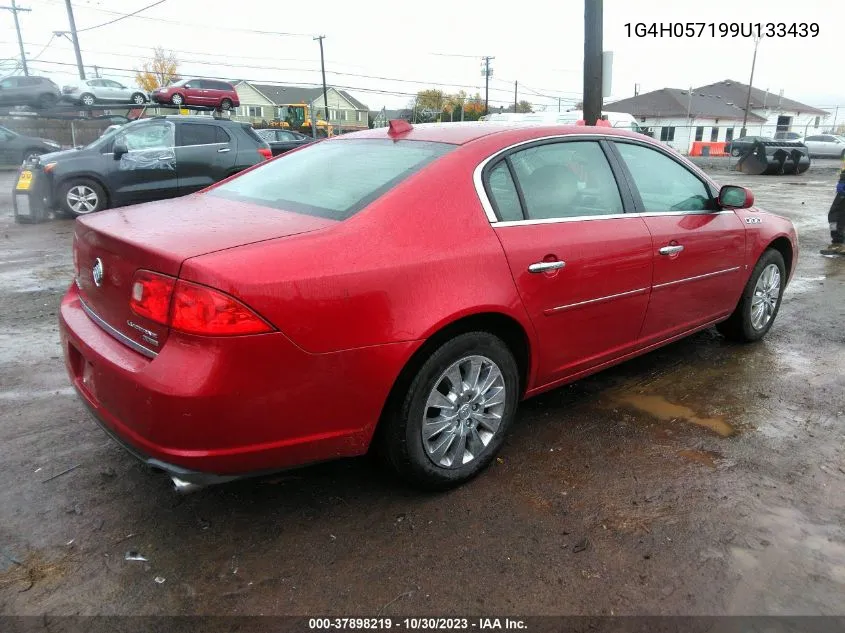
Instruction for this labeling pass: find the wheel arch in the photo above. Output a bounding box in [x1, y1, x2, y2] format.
[766, 235, 794, 282]
[369, 310, 533, 450]
[54, 173, 112, 209]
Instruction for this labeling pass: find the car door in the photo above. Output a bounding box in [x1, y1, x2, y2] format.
[182, 80, 206, 106]
[820, 135, 843, 157]
[609, 140, 746, 345]
[803, 135, 825, 157]
[108, 119, 179, 204]
[107, 80, 132, 102]
[485, 138, 653, 386]
[175, 122, 235, 194]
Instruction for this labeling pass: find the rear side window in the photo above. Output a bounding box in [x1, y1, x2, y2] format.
[485, 162, 523, 222]
[210, 139, 453, 221]
[241, 125, 266, 145]
[178, 123, 218, 146]
[216, 127, 231, 143]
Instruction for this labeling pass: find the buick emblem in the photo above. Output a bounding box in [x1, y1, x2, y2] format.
[92, 258, 104, 287]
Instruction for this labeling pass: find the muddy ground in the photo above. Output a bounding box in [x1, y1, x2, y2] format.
[1, 161, 844, 617]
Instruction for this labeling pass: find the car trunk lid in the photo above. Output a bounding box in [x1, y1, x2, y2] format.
[73, 193, 335, 354]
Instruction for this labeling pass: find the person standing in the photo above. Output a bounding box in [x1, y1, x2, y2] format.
[821, 160, 845, 256]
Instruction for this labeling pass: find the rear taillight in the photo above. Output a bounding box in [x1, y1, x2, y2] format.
[129, 270, 272, 336]
[257, 147, 272, 160]
[130, 270, 176, 325]
[170, 280, 273, 335]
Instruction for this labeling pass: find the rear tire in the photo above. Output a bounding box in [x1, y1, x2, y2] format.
[131, 93, 146, 105]
[716, 249, 786, 343]
[220, 98, 233, 111]
[57, 178, 107, 217]
[38, 93, 57, 109]
[380, 332, 519, 489]
[80, 93, 96, 107]
[731, 147, 741, 157]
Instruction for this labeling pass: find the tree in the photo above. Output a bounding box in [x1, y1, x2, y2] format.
[516, 100, 533, 113]
[135, 47, 180, 91]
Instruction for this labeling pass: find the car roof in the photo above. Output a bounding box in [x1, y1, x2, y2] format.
[143, 115, 241, 124]
[341, 121, 648, 146]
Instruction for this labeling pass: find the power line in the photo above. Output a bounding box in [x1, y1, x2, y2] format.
[76, 0, 167, 32]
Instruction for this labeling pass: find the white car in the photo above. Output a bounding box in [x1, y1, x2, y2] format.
[801, 134, 845, 159]
[61, 78, 148, 106]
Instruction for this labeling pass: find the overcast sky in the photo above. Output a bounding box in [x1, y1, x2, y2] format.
[0, 0, 841, 118]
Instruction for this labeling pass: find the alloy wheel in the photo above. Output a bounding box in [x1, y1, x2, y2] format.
[66, 185, 99, 215]
[751, 263, 781, 330]
[421, 355, 506, 469]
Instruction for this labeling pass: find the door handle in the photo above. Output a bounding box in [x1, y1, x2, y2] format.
[528, 260, 565, 273]
[659, 245, 685, 256]
[217, 147, 230, 153]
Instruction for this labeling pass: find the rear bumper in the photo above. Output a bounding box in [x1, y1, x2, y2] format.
[59, 284, 417, 479]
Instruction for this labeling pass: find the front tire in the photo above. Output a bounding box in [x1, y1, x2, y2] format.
[170, 93, 184, 106]
[80, 93, 96, 107]
[381, 332, 519, 489]
[731, 147, 741, 157]
[57, 179, 107, 217]
[717, 249, 786, 342]
[220, 98, 233, 110]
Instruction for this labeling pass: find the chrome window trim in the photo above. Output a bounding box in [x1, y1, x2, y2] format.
[473, 133, 725, 225]
[493, 210, 734, 228]
[652, 266, 741, 290]
[79, 297, 158, 359]
[544, 287, 649, 315]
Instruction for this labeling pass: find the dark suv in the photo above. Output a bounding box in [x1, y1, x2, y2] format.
[0, 76, 61, 109]
[26, 116, 271, 217]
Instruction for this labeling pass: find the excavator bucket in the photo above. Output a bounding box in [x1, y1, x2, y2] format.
[736, 140, 811, 175]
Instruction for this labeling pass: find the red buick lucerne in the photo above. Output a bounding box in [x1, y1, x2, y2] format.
[59, 121, 798, 491]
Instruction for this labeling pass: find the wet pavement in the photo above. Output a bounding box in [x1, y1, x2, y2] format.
[1, 165, 844, 616]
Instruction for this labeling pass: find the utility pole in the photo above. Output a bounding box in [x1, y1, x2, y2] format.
[832, 105, 839, 134]
[583, 0, 603, 125]
[93, 65, 99, 78]
[314, 35, 329, 126]
[558, 97, 561, 112]
[0, 1, 31, 76]
[63, 0, 85, 79]
[741, 35, 761, 137]
[514, 80, 518, 113]
[481, 56, 494, 116]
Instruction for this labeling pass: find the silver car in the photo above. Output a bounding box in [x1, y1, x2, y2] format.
[62, 78, 148, 106]
[801, 134, 845, 159]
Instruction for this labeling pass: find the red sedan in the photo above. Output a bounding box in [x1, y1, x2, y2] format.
[59, 121, 798, 491]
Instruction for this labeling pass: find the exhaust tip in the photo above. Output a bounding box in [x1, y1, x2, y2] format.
[171, 476, 204, 494]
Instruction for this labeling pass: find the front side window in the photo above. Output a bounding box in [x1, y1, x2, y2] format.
[615, 142, 711, 212]
[116, 121, 175, 151]
[506, 141, 623, 220]
[210, 139, 453, 221]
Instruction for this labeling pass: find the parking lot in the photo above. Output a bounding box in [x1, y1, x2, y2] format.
[1, 162, 844, 616]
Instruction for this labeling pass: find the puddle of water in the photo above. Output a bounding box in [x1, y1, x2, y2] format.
[617, 394, 736, 437]
[678, 449, 721, 468]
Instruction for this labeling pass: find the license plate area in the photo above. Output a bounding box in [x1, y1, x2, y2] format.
[16, 170, 32, 190]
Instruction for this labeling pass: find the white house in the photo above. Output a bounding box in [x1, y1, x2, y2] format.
[232, 82, 369, 133]
[605, 79, 828, 154]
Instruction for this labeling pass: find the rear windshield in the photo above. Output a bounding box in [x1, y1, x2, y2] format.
[209, 139, 454, 221]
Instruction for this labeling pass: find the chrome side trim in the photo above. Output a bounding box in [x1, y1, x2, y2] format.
[544, 287, 649, 315]
[79, 298, 158, 359]
[494, 210, 734, 228]
[652, 266, 741, 290]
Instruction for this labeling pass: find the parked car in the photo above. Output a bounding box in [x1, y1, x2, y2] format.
[801, 134, 845, 158]
[62, 78, 148, 106]
[151, 79, 239, 110]
[773, 131, 803, 141]
[24, 115, 270, 217]
[59, 122, 797, 492]
[0, 125, 60, 165]
[0, 76, 61, 109]
[256, 128, 314, 155]
[725, 136, 773, 157]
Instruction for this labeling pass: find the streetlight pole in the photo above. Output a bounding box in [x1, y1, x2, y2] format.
[741, 35, 761, 137]
[582, 0, 603, 125]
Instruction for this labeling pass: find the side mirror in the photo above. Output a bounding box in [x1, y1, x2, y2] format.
[113, 140, 128, 159]
[719, 185, 754, 209]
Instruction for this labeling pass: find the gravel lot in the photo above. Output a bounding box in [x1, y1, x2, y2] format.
[1, 162, 844, 617]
